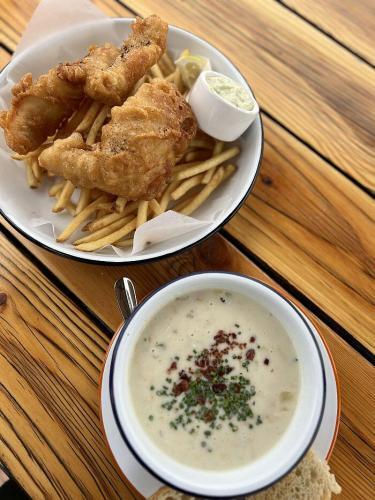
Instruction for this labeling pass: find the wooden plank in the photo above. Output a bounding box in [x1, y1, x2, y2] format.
[0, 47, 11, 69]
[227, 115, 375, 352]
[0, 0, 133, 51]
[0, 232, 140, 499]
[1, 227, 373, 499]
[281, 0, 375, 65]
[124, 0, 375, 191]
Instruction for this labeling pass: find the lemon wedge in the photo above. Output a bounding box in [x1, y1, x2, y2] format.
[175, 53, 211, 89]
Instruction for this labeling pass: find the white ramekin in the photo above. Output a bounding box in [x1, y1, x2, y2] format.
[109, 272, 326, 498]
[188, 70, 260, 141]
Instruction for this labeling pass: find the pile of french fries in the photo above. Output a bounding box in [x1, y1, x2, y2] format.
[12, 51, 239, 252]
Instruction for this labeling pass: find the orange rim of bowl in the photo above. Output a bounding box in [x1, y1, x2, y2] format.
[99, 324, 144, 500]
[98, 305, 341, 497]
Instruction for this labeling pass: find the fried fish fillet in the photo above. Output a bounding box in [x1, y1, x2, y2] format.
[0, 69, 83, 155]
[39, 80, 197, 200]
[0, 15, 167, 154]
[57, 15, 168, 105]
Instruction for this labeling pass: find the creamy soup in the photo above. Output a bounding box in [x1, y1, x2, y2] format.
[129, 289, 300, 470]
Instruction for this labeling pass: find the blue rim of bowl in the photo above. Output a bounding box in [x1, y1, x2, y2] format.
[0, 19, 263, 266]
[108, 271, 327, 498]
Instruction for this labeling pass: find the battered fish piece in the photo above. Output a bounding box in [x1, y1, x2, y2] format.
[0, 15, 167, 154]
[0, 69, 83, 155]
[57, 15, 168, 105]
[39, 80, 197, 200]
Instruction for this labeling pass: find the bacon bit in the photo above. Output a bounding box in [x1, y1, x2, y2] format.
[173, 379, 189, 396]
[196, 356, 209, 368]
[250, 336, 256, 343]
[233, 383, 241, 393]
[246, 349, 256, 361]
[203, 409, 215, 422]
[214, 330, 227, 343]
[264, 358, 270, 366]
[179, 370, 191, 381]
[167, 361, 177, 373]
[212, 383, 227, 393]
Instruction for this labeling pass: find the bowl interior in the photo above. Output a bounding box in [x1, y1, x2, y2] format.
[111, 273, 325, 497]
[0, 18, 262, 263]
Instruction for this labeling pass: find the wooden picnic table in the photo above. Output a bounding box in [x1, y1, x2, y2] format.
[0, 0, 374, 498]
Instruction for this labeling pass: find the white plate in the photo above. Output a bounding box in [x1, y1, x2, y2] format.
[100, 313, 340, 498]
[0, 18, 263, 264]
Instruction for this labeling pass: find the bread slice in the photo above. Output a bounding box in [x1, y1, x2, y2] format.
[148, 450, 341, 499]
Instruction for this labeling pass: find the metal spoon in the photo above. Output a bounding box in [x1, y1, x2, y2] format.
[114, 277, 138, 322]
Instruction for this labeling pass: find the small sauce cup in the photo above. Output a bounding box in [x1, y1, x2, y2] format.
[109, 272, 326, 498]
[188, 70, 259, 142]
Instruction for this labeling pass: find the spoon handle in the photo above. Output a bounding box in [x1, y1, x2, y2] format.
[114, 278, 138, 322]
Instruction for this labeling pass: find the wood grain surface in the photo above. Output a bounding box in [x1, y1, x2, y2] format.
[281, 0, 375, 65]
[0, 233, 140, 499]
[2, 224, 374, 499]
[227, 115, 375, 352]
[0, 0, 374, 499]
[0, 47, 11, 69]
[0, 0, 131, 50]
[124, 0, 375, 191]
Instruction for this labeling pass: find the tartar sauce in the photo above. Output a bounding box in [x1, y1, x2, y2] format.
[206, 75, 254, 111]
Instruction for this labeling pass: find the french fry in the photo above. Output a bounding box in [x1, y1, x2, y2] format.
[174, 161, 200, 172]
[48, 180, 65, 197]
[160, 52, 175, 75]
[25, 160, 39, 188]
[159, 180, 179, 212]
[86, 105, 110, 145]
[11, 153, 25, 161]
[150, 63, 164, 79]
[57, 99, 92, 138]
[150, 198, 162, 216]
[73, 215, 134, 245]
[130, 75, 147, 96]
[66, 201, 77, 216]
[180, 166, 225, 216]
[115, 197, 127, 213]
[75, 217, 137, 252]
[75, 187, 91, 214]
[171, 173, 204, 200]
[202, 141, 223, 184]
[115, 238, 134, 248]
[184, 150, 211, 162]
[190, 139, 213, 150]
[165, 70, 177, 82]
[202, 167, 216, 185]
[221, 163, 237, 182]
[175, 147, 239, 181]
[172, 194, 196, 212]
[174, 68, 184, 92]
[56, 195, 111, 242]
[137, 200, 149, 227]
[31, 158, 43, 181]
[53, 180, 75, 212]
[87, 201, 138, 232]
[76, 101, 101, 133]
